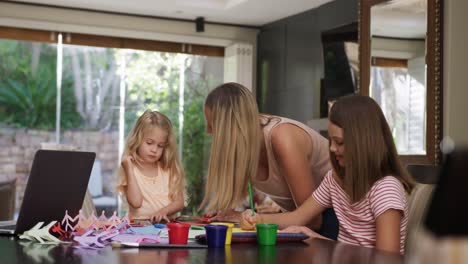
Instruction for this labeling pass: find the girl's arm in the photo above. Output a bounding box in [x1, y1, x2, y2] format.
[281, 225, 332, 241]
[152, 194, 185, 223]
[375, 209, 402, 253]
[121, 155, 143, 208]
[270, 123, 321, 229]
[243, 194, 325, 229]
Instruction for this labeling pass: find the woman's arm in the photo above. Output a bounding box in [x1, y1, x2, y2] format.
[243, 195, 325, 229]
[375, 209, 402, 253]
[121, 155, 143, 208]
[270, 123, 322, 229]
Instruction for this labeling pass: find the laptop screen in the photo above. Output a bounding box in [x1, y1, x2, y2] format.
[14, 150, 95, 234]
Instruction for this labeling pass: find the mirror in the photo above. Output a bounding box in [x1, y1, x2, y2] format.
[359, 0, 443, 165]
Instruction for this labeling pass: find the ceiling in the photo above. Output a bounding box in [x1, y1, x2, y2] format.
[11, 0, 334, 27]
[371, 0, 427, 39]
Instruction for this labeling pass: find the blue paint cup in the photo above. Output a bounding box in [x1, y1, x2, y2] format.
[205, 224, 228, 248]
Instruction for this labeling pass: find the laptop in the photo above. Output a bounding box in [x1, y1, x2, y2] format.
[0, 149, 95, 235]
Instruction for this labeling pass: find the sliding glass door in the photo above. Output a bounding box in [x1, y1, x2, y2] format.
[0, 33, 223, 218]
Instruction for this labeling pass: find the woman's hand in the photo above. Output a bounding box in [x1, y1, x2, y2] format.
[206, 209, 241, 223]
[281, 225, 326, 240]
[240, 209, 262, 230]
[255, 199, 282, 213]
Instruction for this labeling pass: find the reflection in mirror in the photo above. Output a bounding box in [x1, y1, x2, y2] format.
[370, 0, 427, 155]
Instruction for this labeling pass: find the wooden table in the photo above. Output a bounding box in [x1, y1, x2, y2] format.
[0, 236, 403, 264]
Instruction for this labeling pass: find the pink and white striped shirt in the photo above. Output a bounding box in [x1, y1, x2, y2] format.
[312, 170, 408, 253]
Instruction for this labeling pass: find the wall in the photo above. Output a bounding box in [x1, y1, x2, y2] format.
[256, 0, 357, 122]
[0, 129, 119, 211]
[443, 0, 468, 145]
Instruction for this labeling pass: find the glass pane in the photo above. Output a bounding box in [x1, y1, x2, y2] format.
[0, 39, 60, 220]
[117, 50, 223, 214]
[0, 37, 223, 219]
[370, 66, 426, 155]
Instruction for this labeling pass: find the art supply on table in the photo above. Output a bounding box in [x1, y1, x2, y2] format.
[256, 223, 278, 246]
[175, 215, 212, 226]
[128, 225, 162, 235]
[258, 244, 277, 264]
[112, 241, 207, 248]
[111, 233, 163, 244]
[73, 229, 120, 248]
[248, 182, 255, 215]
[153, 223, 167, 229]
[195, 231, 308, 244]
[167, 222, 191, 245]
[19, 221, 61, 244]
[205, 224, 228, 248]
[212, 223, 234, 245]
[189, 226, 206, 239]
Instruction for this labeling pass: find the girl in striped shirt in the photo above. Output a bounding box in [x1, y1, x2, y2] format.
[242, 95, 414, 254]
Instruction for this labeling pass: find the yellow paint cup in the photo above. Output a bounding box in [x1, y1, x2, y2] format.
[212, 222, 234, 245]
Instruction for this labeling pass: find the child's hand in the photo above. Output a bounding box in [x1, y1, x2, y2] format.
[281, 225, 321, 239]
[152, 210, 170, 223]
[240, 209, 261, 230]
[121, 155, 135, 171]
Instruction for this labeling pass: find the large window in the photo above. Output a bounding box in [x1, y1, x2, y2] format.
[370, 57, 426, 155]
[0, 27, 224, 218]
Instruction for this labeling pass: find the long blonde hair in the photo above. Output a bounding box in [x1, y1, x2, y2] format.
[200, 83, 262, 212]
[329, 95, 414, 203]
[117, 110, 186, 202]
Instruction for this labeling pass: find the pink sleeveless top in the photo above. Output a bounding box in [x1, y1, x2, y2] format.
[253, 116, 331, 212]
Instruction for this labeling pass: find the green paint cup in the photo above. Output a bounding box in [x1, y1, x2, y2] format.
[256, 223, 278, 246]
[258, 245, 277, 264]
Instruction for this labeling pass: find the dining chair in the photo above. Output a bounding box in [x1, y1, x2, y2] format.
[405, 164, 441, 251]
[406, 164, 440, 184]
[0, 178, 16, 221]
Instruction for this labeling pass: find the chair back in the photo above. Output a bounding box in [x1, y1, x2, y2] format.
[405, 164, 440, 250]
[405, 183, 435, 250]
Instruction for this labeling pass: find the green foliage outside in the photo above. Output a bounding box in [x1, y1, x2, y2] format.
[0, 39, 222, 213]
[116, 51, 221, 213]
[0, 41, 81, 129]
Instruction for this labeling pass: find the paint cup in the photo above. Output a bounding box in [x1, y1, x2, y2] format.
[205, 224, 228, 248]
[256, 223, 278, 246]
[212, 223, 234, 245]
[258, 245, 277, 264]
[167, 222, 190, 245]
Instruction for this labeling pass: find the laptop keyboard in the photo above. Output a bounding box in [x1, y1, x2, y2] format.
[0, 225, 16, 230]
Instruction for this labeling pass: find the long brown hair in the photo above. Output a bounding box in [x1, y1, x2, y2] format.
[117, 110, 186, 202]
[200, 83, 262, 212]
[329, 95, 414, 203]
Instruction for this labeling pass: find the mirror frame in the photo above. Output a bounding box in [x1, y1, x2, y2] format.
[359, 0, 443, 165]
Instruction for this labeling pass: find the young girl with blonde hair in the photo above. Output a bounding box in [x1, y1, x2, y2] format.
[201, 82, 336, 237]
[242, 95, 414, 254]
[117, 110, 186, 222]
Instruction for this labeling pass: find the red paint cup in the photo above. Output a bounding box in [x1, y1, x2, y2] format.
[167, 222, 191, 245]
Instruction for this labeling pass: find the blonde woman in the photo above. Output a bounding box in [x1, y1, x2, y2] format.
[201, 82, 336, 237]
[117, 110, 186, 222]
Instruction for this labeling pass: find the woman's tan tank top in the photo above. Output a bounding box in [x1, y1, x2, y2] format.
[252, 116, 331, 212]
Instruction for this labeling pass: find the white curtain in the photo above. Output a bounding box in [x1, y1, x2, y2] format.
[224, 43, 254, 91]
